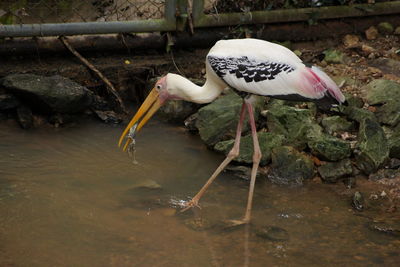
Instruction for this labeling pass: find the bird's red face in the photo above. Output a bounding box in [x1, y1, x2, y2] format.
[118, 76, 169, 151]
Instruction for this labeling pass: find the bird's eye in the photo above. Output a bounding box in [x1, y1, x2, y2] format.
[156, 85, 161, 90]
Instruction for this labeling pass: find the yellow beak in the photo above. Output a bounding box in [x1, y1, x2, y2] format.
[118, 88, 163, 151]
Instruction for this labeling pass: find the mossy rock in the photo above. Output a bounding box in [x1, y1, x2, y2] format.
[377, 22, 394, 34]
[375, 101, 400, 126]
[363, 79, 400, 126]
[388, 126, 400, 159]
[214, 132, 285, 166]
[323, 49, 346, 64]
[318, 159, 353, 183]
[355, 118, 389, 174]
[343, 93, 364, 109]
[268, 146, 314, 186]
[266, 100, 321, 150]
[195, 91, 264, 147]
[342, 106, 377, 123]
[364, 79, 400, 105]
[321, 116, 353, 134]
[308, 134, 351, 161]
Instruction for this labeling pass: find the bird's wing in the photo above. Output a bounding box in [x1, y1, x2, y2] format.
[206, 39, 344, 102]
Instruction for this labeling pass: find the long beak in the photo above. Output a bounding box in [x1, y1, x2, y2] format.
[118, 88, 163, 151]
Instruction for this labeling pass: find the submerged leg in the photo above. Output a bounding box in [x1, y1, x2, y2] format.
[229, 99, 262, 226]
[181, 101, 247, 212]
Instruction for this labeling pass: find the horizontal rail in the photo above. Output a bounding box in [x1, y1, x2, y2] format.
[193, 1, 400, 27]
[0, 19, 176, 37]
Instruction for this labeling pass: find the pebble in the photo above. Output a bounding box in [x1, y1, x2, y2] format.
[365, 26, 378, 40]
[256, 226, 289, 241]
[361, 44, 375, 55]
[343, 34, 360, 49]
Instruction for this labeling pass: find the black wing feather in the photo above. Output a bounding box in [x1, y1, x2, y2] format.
[207, 55, 296, 83]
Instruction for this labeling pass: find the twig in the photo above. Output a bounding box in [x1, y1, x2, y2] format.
[170, 49, 184, 77]
[59, 36, 127, 114]
[187, 0, 194, 35]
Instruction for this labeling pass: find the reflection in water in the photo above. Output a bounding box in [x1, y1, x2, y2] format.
[0, 118, 399, 266]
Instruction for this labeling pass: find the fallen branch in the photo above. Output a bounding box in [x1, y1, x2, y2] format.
[59, 35, 127, 114]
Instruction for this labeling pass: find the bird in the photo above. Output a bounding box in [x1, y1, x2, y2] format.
[118, 38, 345, 225]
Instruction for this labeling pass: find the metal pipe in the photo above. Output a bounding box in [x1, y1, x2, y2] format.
[0, 20, 176, 37]
[2, 14, 398, 56]
[194, 1, 400, 27]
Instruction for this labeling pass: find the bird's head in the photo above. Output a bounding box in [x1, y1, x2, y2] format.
[118, 74, 181, 151]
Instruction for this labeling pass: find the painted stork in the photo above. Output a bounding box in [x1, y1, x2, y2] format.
[118, 38, 345, 225]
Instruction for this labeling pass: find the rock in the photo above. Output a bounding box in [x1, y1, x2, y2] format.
[369, 58, 400, 77]
[343, 106, 377, 123]
[255, 226, 289, 241]
[130, 179, 162, 190]
[184, 113, 198, 133]
[377, 22, 394, 34]
[293, 50, 302, 57]
[94, 110, 122, 124]
[268, 146, 314, 186]
[318, 159, 353, 183]
[365, 26, 379, 40]
[388, 158, 400, 169]
[308, 134, 351, 161]
[16, 105, 33, 129]
[90, 95, 112, 111]
[364, 79, 400, 105]
[323, 49, 346, 64]
[388, 128, 400, 158]
[224, 165, 267, 180]
[368, 221, 400, 237]
[395, 26, 400, 35]
[321, 116, 353, 134]
[363, 79, 400, 126]
[195, 91, 264, 146]
[352, 191, 364, 211]
[0, 93, 19, 110]
[342, 34, 360, 49]
[355, 118, 389, 174]
[369, 168, 400, 181]
[214, 132, 285, 166]
[344, 176, 356, 189]
[48, 113, 77, 127]
[375, 101, 400, 126]
[361, 44, 375, 56]
[183, 217, 213, 231]
[1, 74, 92, 114]
[343, 93, 364, 108]
[159, 100, 200, 122]
[266, 100, 321, 149]
[224, 165, 251, 180]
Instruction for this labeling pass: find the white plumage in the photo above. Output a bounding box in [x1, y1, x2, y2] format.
[206, 38, 345, 103]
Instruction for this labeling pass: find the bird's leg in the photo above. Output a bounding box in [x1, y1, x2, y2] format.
[181, 101, 247, 212]
[229, 99, 262, 226]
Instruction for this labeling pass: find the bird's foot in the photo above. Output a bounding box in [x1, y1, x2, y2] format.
[180, 198, 201, 213]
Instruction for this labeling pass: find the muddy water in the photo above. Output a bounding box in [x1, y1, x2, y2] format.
[0, 118, 399, 267]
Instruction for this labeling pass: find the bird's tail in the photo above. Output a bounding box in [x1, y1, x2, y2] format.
[309, 66, 345, 104]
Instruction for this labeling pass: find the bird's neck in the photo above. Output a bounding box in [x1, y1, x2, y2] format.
[168, 73, 225, 104]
